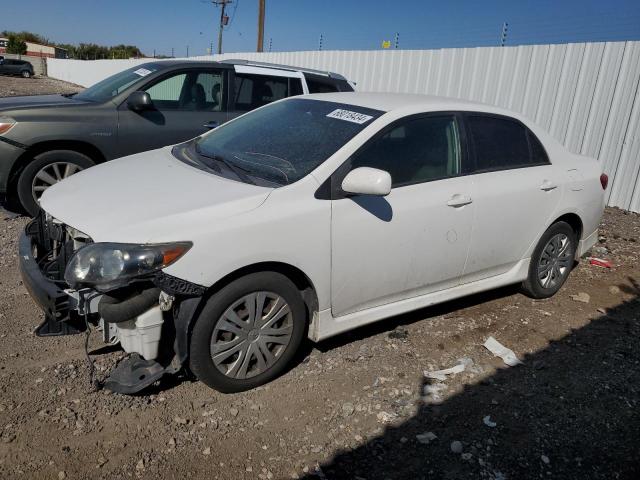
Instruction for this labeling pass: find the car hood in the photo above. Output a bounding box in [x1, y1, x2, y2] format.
[40, 147, 273, 243]
[0, 94, 90, 112]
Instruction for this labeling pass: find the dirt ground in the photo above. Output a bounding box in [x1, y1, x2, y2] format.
[0, 75, 81, 98]
[0, 206, 638, 480]
[0, 78, 639, 479]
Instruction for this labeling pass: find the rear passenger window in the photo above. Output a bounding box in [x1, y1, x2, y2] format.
[467, 115, 549, 171]
[350, 115, 461, 187]
[233, 74, 290, 111]
[307, 79, 340, 94]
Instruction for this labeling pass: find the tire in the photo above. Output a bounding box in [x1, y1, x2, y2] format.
[21, 70, 31, 78]
[17, 150, 95, 216]
[521, 221, 577, 299]
[189, 272, 307, 393]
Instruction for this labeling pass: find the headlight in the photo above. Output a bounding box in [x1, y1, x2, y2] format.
[64, 242, 192, 290]
[0, 117, 16, 135]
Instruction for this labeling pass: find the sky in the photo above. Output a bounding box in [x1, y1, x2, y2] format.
[3, 0, 640, 57]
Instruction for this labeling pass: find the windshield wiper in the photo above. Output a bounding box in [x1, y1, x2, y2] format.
[60, 92, 78, 98]
[195, 145, 256, 185]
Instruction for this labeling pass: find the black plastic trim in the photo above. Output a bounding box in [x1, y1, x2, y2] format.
[18, 231, 69, 328]
[153, 272, 207, 297]
[0, 136, 28, 150]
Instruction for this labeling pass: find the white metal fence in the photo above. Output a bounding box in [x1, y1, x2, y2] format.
[48, 41, 640, 213]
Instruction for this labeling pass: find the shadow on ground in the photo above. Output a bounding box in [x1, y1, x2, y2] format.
[302, 278, 640, 480]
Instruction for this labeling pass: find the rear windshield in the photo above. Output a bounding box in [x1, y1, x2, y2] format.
[192, 98, 383, 185]
[75, 63, 164, 102]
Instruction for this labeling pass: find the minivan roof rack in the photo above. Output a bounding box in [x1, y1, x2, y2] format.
[220, 59, 347, 81]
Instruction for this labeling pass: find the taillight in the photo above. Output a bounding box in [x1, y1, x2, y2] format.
[600, 173, 609, 190]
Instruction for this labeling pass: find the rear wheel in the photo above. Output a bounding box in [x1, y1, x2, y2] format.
[522, 221, 577, 299]
[17, 150, 94, 216]
[189, 272, 307, 393]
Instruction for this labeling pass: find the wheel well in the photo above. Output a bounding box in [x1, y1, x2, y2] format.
[552, 213, 583, 240]
[207, 262, 319, 321]
[8, 140, 106, 187]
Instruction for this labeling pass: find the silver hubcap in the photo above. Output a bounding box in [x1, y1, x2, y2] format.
[210, 292, 293, 379]
[32, 162, 83, 202]
[538, 233, 573, 289]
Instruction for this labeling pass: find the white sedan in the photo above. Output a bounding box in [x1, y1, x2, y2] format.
[20, 93, 606, 394]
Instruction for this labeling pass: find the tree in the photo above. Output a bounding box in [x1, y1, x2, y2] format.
[6, 34, 27, 55]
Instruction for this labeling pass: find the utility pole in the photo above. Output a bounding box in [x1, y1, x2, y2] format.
[319, 34, 323, 51]
[186, 45, 189, 57]
[394, 32, 399, 49]
[257, 0, 265, 52]
[500, 22, 508, 47]
[212, 0, 232, 55]
[268, 37, 272, 52]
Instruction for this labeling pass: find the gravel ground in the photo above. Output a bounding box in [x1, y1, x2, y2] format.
[0, 207, 638, 480]
[0, 75, 82, 97]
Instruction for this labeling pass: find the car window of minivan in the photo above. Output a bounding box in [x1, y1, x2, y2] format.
[233, 74, 291, 111]
[75, 63, 162, 102]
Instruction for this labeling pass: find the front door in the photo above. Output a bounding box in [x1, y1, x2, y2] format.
[330, 113, 475, 317]
[116, 68, 228, 156]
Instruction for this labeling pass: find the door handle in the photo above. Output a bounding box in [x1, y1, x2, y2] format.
[203, 120, 220, 129]
[540, 180, 558, 191]
[447, 194, 473, 208]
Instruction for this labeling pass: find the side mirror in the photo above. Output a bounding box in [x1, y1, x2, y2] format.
[341, 167, 392, 197]
[127, 91, 154, 111]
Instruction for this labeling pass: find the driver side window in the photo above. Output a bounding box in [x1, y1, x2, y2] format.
[145, 70, 224, 111]
[350, 114, 461, 188]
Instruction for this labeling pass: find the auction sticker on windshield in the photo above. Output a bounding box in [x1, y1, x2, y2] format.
[133, 68, 153, 77]
[326, 109, 374, 124]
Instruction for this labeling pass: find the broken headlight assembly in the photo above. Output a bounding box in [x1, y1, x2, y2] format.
[64, 242, 192, 291]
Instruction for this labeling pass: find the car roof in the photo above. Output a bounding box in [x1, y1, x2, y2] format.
[139, 59, 346, 79]
[301, 92, 524, 118]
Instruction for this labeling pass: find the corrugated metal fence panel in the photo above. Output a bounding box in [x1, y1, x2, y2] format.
[48, 41, 640, 212]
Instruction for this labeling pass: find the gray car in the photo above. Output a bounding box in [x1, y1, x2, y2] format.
[0, 57, 35, 78]
[0, 60, 353, 215]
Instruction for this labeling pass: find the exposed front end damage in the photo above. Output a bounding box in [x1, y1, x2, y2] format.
[19, 212, 206, 394]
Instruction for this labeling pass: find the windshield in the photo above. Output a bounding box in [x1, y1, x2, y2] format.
[190, 98, 383, 186]
[75, 63, 163, 102]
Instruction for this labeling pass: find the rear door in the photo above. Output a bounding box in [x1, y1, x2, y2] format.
[460, 113, 561, 283]
[228, 67, 304, 120]
[116, 67, 228, 156]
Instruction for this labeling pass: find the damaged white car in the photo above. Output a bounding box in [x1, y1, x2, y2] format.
[19, 93, 606, 394]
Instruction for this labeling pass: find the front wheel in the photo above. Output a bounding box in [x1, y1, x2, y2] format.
[17, 150, 95, 216]
[521, 221, 577, 299]
[189, 272, 307, 393]
[21, 70, 32, 78]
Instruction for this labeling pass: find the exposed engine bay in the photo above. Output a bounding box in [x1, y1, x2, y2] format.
[19, 212, 206, 394]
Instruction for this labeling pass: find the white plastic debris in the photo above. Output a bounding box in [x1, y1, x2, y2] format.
[483, 337, 523, 367]
[483, 415, 497, 428]
[424, 363, 465, 381]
